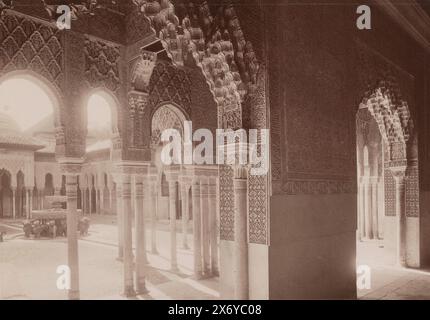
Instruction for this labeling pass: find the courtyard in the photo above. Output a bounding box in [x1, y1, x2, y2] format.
[0, 216, 219, 300]
[1, 216, 430, 300]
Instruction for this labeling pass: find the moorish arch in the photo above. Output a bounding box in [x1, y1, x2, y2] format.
[150, 103, 188, 146]
[132, 0, 260, 130]
[0, 71, 62, 128]
[357, 81, 419, 268]
[0, 169, 12, 218]
[84, 88, 121, 139]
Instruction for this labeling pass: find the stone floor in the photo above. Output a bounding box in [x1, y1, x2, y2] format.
[0, 216, 219, 300]
[2, 217, 430, 300]
[357, 240, 430, 300]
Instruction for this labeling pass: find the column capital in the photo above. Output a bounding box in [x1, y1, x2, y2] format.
[164, 165, 181, 182]
[233, 165, 250, 180]
[390, 166, 407, 183]
[58, 158, 84, 175]
[113, 161, 151, 176]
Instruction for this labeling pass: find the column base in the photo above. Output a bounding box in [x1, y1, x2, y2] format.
[151, 248, 158, 255]
[193, 273, 204, 280]
[68, 289, 80, 300]
[136, 282, 149, 295]
[123, 286, 137, 298]
[211, 270, 220, 277]
[170, 265, 180, 273]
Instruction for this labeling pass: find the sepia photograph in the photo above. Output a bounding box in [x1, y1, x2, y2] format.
[1, 0, 430, 309]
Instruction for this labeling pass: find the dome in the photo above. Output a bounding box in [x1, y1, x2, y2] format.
[0, 111, 20, 133]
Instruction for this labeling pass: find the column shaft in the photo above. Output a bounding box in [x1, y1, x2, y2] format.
[371, 179, 379, 239]
[65, 174, 80, 300]
[181, 185, 189, 249]
[120, 174, 135, 297]
[116, 185, 124, 260]
[150, 182, 158, 254]
[168, 181, 179, 271]
[28, 189, 33, 219]
[394, 174, 407, 267]
[135, 176, 147, 294]
[233, 176, 249, 300]
[192, 180, 203, 279]
[200, 180, 211, 276]
[12, 188, 16, 220]
[209, 182, 219, 276]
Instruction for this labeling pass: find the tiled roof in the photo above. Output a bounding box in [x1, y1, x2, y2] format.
[0, 134, 45, 150]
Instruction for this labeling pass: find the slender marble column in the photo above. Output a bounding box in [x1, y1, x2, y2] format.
[40, 190, 44, 210]
[200, 179, 211, 276]
[28, 189, 33, 219]
[392, 168, 407, 267]
[150, 181, 158, 255]
[119, 174, 135, 297]
[62, 165, 82, 301]
[181, 184, 190, 249]
[208, 181, 219, 276]
[371, 177, 379, 239]
[96, 189, 101, 215]
[233, 166, 249, 300]
[100, 188, 105, 215]
[25, 189, 30, 219]
[89, 188, 93, 215]
[358, 181, 365, 240]
[108, 187, 112, 214]
[135, 175, 147, 294]
[192, 179, 203, 279]
[363, 177, 372, 239]
[168, 180, 179, 271]
[115, 180, 124, 261]
[83, 188, 88, 215]
[12, 188, 16, 220]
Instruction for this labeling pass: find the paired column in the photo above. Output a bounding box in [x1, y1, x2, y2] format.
[391, 167, 407, 267]
[233, 166, 249, 300]
[61, 160, 83, 300]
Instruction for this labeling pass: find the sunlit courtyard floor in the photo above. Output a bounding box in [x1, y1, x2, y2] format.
[0, 216, 219, 300]
[357, 240, 430, 300]
[4, 218, 430, 300]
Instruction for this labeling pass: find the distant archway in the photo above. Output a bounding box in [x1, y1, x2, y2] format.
[0, 170, 12, 218]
